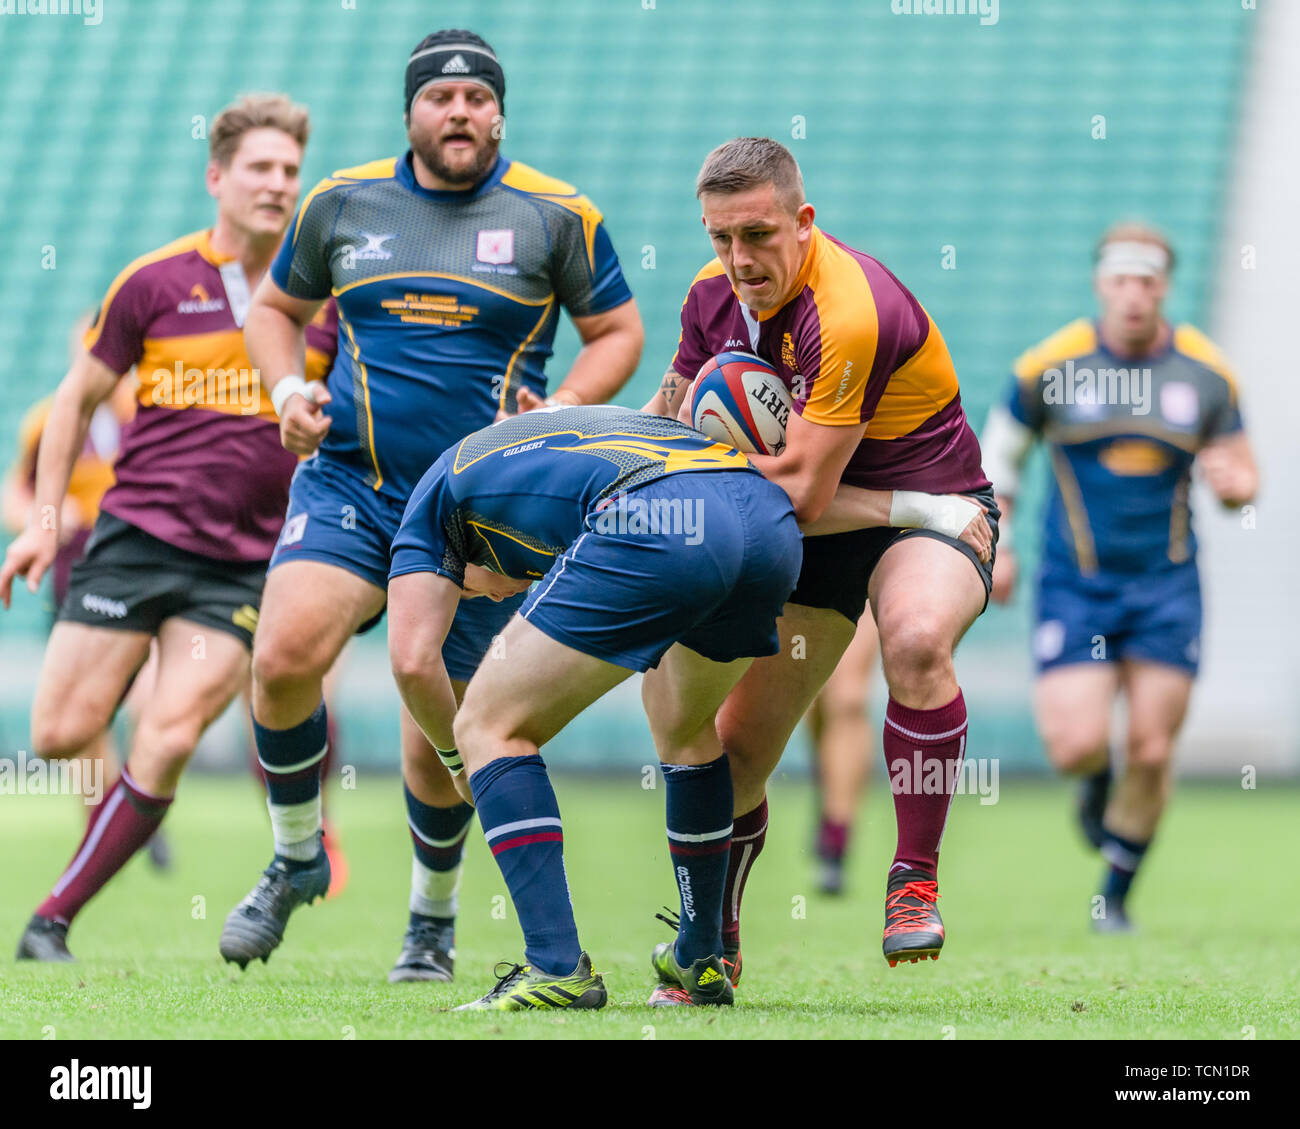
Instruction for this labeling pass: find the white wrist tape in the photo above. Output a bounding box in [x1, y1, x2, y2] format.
[890, 491, 982, 540]
[435, 746, 464, 777]
[270, 374, 317, 417]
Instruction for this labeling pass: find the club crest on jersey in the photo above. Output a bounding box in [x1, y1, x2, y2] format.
[279, 512, 308, 547]
[476, 229, 515, 265]
[1159, 382, 1199, 427]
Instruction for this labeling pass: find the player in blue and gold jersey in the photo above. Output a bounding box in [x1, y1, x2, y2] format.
[981, 223, 1258, 930]
[220, 30, 643, 980]
[387, 405, 803, 1008]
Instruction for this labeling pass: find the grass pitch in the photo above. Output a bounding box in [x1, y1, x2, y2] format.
[1, 773, 1296, 1040]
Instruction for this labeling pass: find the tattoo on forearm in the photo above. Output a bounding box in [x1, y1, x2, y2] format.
[659, 368, 687, 411]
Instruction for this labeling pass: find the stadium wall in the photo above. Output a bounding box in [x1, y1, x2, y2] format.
[0, 0, 1277, 775]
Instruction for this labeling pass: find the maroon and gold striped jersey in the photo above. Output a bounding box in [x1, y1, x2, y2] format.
[84, 229, 338, 561]
[672, 226, 987, 495]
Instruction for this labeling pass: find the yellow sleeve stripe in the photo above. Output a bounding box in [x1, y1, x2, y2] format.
[292, 178, 351, 245]
[1174, 324, 1239, 401]
[500, 163, 605, 270]
[293, 159, 398, 244]
[82, 230, 208, 357]
[330, 156, 399, 181]
[1012, 318, 1097, 383]
[500, 161, 578, 197]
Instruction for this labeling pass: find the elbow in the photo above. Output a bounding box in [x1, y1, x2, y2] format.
[792, 496, 827, 525]
[787, 479, 834, 525]
[388, 628, 438, 689]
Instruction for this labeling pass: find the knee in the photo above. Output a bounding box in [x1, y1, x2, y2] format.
[817, 681, 869, 727]
[878, 614, 952, 694]
[252, 630, 329, 696]
[1041, 728, 1109, 775]
[131, 715, 202, 775]
[452, 699, 500, 765]
[1127, 732, 1174, 771]
[31, 709, 105, 760]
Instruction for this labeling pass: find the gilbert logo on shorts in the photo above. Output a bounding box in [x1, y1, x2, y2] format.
[476, 229, 514, 265]
[81, 593, 128, 619]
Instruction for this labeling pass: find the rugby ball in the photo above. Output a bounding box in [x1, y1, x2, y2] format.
[687, 351, 791, 456]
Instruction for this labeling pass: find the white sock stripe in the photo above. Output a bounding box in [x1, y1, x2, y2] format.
[667, 824, 734, 843]
[119, 767, 167, 804]
[884, 715, 968, 743]
[482, 816, 562, 843]
[257, 742, 328, 777]
[407, 816, 472, 849]
[936, 733, 967, 854]
[732, 822, 768, 844]
[410, 856, 461, 919]
[267, 795, 322, 857]
[729, 842, 754, 922]
[1101, 841, 1141, 871]
[51, 787, 125, 897]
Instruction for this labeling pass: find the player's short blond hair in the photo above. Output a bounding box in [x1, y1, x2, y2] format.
[696, 138, 806, 216]
[1094, 221, 1176, 273]
[209, 94, 310, 168]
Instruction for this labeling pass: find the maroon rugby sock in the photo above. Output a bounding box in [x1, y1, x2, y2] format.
[882, 691, 968, 875]
[37, 771, 173, 926]
[817, 817, 850, 863]
[722, 798, 768, 946]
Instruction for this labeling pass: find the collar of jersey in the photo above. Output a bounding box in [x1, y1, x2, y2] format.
[195, 229, 235, 266]
[1093, 317, 1175, 364]
[745, 225, 825, 322]
[396, 149, 508, 201]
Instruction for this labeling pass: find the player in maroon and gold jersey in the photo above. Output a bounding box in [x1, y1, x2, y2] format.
[646, 138, 995, 981]
[2, 94, 337, 962]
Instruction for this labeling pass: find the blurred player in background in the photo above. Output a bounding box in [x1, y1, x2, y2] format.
[2, 94, 337, 961]
[2, 319, 168, 871]
[218, 29, 642, 982]
[388, 406, 803, 1009]
[807, 613, 877, 895]
[981, 223, 1258, 930]
[646, 138, 996, 979]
